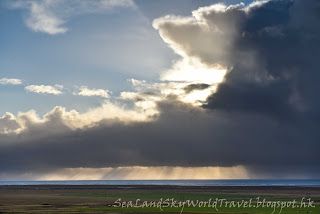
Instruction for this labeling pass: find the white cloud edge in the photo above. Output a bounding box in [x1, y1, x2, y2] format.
[10, 0, 136, 35]
[24, 84, 63, 95]
[0, 78, 23, 85]
[74, 86, 110, 99]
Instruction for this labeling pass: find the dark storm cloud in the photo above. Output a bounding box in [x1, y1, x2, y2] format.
[205, 0, 320, 121]
[0, 100, 319, 178]
[184, 83, 211, 93]
[0, 0, 320, 178]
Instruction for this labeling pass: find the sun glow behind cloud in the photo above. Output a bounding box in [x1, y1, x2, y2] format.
[158, 58, 227, 105]
[161, 58, 227, 85]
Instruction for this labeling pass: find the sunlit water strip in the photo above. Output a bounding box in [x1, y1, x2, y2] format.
[1, 179, 320, 186]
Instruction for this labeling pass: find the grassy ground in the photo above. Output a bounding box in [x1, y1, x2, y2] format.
[69, 192, 319, 213]
[0, 185, 319, 213]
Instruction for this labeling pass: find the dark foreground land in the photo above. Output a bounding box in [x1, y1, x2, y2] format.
[0, 185, 319, 213]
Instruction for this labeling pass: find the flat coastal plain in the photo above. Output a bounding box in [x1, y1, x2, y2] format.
[0, 185, 319, 213]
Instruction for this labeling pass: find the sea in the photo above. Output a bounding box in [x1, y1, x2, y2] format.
[0, 179, 320, 186]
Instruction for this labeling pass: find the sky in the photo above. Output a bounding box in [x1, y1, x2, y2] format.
[0, 0, 319, 180]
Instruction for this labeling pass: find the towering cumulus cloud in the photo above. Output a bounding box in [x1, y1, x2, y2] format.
[0, 0, 319, 179]
[154, 0, 320, 118]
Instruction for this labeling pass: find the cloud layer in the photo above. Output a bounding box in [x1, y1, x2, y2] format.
[0, 78, 23, 85]
[25, 84, 64, 95]
[75, 86, 110, 99]
[0, 100, 319, 179]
